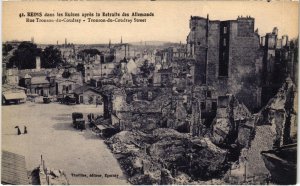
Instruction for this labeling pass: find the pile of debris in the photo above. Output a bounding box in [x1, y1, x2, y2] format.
[210, 94, 255, 149]
[245, 78, 297, 180]
[257, 77, 296, 146]
[105, 78, 297, 184]
[106, 130, 152, 154]
[106, 128, 228, 184]
[224, 78, 297, 184]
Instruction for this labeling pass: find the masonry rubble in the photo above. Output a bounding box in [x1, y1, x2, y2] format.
[105, 77, 298, 184]
[224, 77, 297, 184]
[106, 128, 228, 184]
[257, 77, 296, 146]
[210, 94, 254, 148]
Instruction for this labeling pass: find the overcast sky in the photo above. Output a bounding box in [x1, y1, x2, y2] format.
[3, 1, 299, 44]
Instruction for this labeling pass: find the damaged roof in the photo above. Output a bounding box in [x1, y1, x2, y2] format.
[31, 76, 50, 84]
[1, 150, 28, 185]
[73, 84, 97, 95]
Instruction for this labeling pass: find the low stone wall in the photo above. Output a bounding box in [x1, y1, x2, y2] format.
[38, 156, 69, 185]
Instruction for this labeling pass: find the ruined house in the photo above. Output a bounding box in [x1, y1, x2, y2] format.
[193, 85, 218, 127]
[112, 87, 172, 132]
[154, 46, 187, 69]
[119, 71, 134, 87]
[187, 15, 263, 111]
[153, 68, 173, 87]
[99, 85, 173, 132]
[171, 58, 196, 90]
[210, 94, 254, 148]
[84, 62, 116, 82]
[112, 43, 133, 63]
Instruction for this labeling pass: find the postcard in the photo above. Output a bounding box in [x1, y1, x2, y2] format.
[1, 0, 298, 185]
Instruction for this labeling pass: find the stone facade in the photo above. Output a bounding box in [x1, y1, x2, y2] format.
[187, 15, 263, 111]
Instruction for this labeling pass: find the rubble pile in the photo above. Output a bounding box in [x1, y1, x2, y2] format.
[105, 130, 158, 184]
[226, 78, 297, 184]
[106, 128, 229, 184]
[105, 79, 297, 185]
[210, 95, 254, 149]
[106, 130, 152, 154]
[257, 78, 296, 146]
[236, 117, 256, 148]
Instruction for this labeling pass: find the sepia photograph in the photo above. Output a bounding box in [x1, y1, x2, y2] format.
[1, 0, 299, 185]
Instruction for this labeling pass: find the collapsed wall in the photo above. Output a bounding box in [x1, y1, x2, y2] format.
[210, 94, 254, 149]
[228, 78, 297, 183]
[256, 77, 297, 147]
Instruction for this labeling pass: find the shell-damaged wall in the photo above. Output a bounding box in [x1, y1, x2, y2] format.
[257, 78, 297, 147]
[226, 20, 262, 111]
[187, 16, 263, 111]
[187, 17, 210, 85]
[111, 87, 172, 132]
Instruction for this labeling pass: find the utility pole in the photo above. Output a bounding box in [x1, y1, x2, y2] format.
[100, 54, 102, 77]
[244, 161, 247, 183]
[125, 44, 127, 58]
[205, 14, 209, 85]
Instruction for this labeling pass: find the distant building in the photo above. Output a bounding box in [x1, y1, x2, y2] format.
[261, 28, 298, 106]
[154, 68, 172, 87]
[120, 71, 134, 87]
[4, 40, 31, 47]
[58, 45, 76, 64]
[171, 58, 195, 89]
[19, 73, 56, 96]
[57, 69, 83, 93]
[154, 46, 187, 69]
[73, 84, 102, 105]
[55, 78, 81, 95]
[113, 43, 132, 62]
[84, 62, 116, 82]
[90, 77, 116, 88]
[5, 67, 19, 85]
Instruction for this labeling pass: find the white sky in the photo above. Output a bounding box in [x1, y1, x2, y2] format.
[2, 1, 299, 44]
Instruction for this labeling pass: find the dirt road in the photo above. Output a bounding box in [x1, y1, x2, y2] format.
[2, 102, 128, 185]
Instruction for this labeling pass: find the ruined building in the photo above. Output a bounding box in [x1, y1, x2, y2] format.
[187, 15, 263, 111]
[261, 28, 298, 106]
